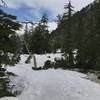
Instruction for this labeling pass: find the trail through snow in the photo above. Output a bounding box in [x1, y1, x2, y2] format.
[1, 54, 100, 100]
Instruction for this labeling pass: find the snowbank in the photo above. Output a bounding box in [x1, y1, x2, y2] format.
[32, 53, 63, 67]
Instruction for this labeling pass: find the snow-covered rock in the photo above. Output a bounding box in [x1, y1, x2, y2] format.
[34, 53, 62, 67]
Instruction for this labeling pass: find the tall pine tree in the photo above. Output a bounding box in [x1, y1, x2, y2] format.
[63, 1, 75, 67]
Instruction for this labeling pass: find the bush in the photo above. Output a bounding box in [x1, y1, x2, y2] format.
[53, 58, 67, 69]
[0, 78, 15, 97]
[0, 72, 6, 77]
[0, 71, 17, 97]
[43, 60, 52, 70]
[43, 58, 68, 70]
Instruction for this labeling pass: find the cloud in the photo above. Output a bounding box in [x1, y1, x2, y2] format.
[48, 22, 57, 32]
[4, 0, 94, 34]
[5, 0, 66, 20]
[5, 0, 95, 20]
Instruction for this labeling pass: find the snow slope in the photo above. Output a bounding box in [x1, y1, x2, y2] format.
[1, 54, 100, 100]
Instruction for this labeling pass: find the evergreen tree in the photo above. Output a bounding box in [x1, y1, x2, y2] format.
[52, 0, 100, 70]
[0, 9, 20, 68]
[75, 0, 100, 70]
[93, 0, 100, 69]
[29, 14, 50, 54]
[63, 1, 75, 67]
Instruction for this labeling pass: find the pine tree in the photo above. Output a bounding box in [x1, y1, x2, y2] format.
[93, 0, 100, 69]
[0, 9, 20, 68]
[63, 1, 75, 67]
[29, 14, 50, 54]
[50, 0, 100, 70]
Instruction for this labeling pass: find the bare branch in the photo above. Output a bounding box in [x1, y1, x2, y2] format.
[0, 0, 7, 7]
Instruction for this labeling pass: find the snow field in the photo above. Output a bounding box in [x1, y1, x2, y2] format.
[0, 54, 100, 100]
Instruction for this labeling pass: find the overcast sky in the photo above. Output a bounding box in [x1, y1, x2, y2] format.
[3, 0, 95, 21]
[1, 0, 95, 32]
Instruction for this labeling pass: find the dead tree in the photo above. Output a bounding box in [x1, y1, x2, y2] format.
[0, 0, 7, 7]
[21, 21, 38, 68]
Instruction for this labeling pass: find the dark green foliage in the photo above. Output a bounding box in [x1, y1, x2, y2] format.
[40, 58, 67, 70]
[30, 30, 46, 54]
[0, 9, 20, 97]
[20, 35, 29, 54]
[0, 75, 16, 97]
[0, 72, 5, 77]
[0, 78, 14, 97]
[44, 60, 52, 69]
[50, 29, 64, 53]
[6, 72, 17, 77]
[53, 58, 67, 69]
[74, 1, 100, 70]
[28, 14, 51, 54]
[59, 1, 75, 67]
[0, 9, 20, 68]
[51, 0, 100, 70]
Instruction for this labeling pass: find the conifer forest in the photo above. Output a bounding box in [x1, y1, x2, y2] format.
[0, 0, 100, 100]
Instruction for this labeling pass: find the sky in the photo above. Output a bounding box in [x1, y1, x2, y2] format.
[2, 0, 95, 21]
[1, 0, 95, 32]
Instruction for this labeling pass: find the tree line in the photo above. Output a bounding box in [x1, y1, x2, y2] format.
[24, 0, 100, 71]
[0, 0, 100, 71]
[50, 0, 100, 70]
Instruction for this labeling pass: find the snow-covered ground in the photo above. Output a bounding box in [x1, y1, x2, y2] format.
[35, 53, 62, 67]
[1, 54, 100, 100]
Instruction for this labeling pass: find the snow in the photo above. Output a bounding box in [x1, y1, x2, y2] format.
[1, 54, 100, 100]
[0, 97, 18, 100]
[17, 22, 57, 35]
[34, 53, 62, 67]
